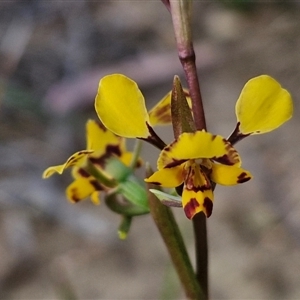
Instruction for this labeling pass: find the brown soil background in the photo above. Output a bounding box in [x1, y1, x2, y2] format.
[0, 1, 300, 299]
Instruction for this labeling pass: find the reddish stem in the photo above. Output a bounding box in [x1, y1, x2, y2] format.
[169, 1, 208, 298]
[179, 51, 206, 131]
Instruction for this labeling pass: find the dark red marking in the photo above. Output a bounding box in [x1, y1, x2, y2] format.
[70, 188, 80, 203]
[78, 168, 90, 178]
[184, 197, 199, 219]
[90, 179, 103, 191]
[89, 144, 121, 166]
[77, 150, 89, 155]
[212, 139, 239, 165]
[213, 154, 234, 165]
[151, 103, 172, 123]
[237, 172, 251, 183]
[165, 159, 186, 168]
[184, 168, 212, 193]
[147, 181, 161, 186]
[203, 197, 213, 218]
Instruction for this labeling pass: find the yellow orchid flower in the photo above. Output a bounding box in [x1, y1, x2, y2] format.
[95, 74, 252, 219]
[43, 119, 137, 204]
[145, 131, 252, 219]
[94, 73, 292, 220]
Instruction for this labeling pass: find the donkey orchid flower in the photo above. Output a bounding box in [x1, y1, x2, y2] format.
[43, 119, 137, 204]
[145, 131, 252, 219]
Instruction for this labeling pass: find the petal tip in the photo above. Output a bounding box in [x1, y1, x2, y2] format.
[237, 171, 252, 183]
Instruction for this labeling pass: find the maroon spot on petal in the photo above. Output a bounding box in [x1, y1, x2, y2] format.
[151, 103, 172, 123]
[189, 184, 212, 193]
[78, 168, 90, 178]
[184, 198, 199, 219]
[184, 165, 212, 193]
[212, 140, 240, 166]
[213, 149, 239, 165]
[68, 156, 76, 163]
[165, 159, 186, 169]
[90, 179, 103, 191]
[211, 134, 217, 141]
[237, 172, 251, 183]
[77, 150, 89, 155]
[203, 197, 213, 218]
[90, 145, 121, 166]
[213, 154, 233, 165]
[163, 145, 171, 152]
[106, 145, 122, 157]
[185, 171, 212, 193]
[68, 152, 88, 165]
[147, 181, 162, 186]
[89, 156, 105, 166]
[69, 188, 80, 203]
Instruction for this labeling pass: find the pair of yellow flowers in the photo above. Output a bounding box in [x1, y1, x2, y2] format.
[43, 74, 293, 219]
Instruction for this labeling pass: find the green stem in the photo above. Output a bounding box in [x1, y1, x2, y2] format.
[169, 0, 208, 298]
[147, 168, 204, 300]
[86, 159, 117, 188]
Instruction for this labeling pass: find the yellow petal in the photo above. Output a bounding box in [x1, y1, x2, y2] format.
[42, 150, 93, 178]
[66, 177, 103, 203]
[86, 119, 120, 152]
[158, 131, 240, 169]
[91, 191, 101, 205]
[182, 189, 213, 219]
[119, 151, 142, 168]
[236, 75, 293, 135]
[119, 152, 133, 166]
[145, 165, 184, 188]
[149, 91, 172, 126]
[95, 74, 150, 138]
[149, 89, 191, 126]
[182, 163, 214, 219]
[210, 163, 252, 186]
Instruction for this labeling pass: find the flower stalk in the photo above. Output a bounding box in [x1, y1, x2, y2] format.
[146, 165, 204, 300]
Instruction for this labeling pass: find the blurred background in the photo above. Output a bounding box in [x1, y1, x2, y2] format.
[0, 1, 300, 299]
